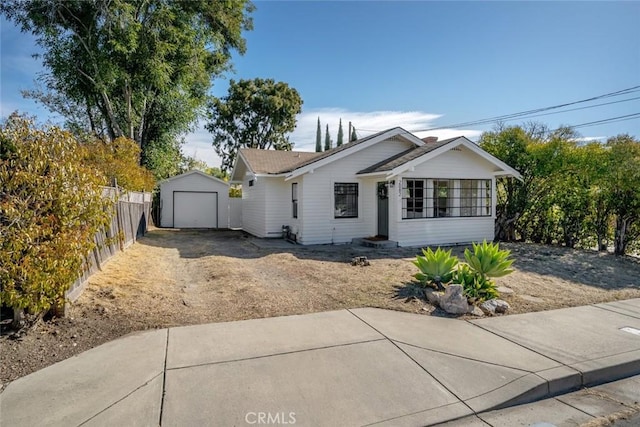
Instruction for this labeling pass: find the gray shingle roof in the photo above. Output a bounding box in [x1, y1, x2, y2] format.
[238, 127, 406, 175]
[239, 149, 322, 174]
[357, 137, 460, 174]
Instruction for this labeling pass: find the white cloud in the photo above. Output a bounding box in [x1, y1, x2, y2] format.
[182, 108, 482, 167]
[180, 126, 221, 167]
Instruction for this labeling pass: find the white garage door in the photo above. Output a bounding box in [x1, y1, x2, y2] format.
[173, 191, 218, 228]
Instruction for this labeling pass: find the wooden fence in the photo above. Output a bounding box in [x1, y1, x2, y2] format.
[65, 188, 152, 303]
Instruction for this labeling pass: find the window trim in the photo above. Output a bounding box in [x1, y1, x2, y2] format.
[402, 178, 492, 220]
[334, 182, 359, 219]
[292, 183, 298, 219]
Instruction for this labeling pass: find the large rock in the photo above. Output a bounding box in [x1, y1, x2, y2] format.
[424, 288, 443, 306]
[480, 299, 511, 315]
[439, 285, 470, 315]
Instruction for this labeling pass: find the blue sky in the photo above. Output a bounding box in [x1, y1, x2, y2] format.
[1, 1, 639, 167]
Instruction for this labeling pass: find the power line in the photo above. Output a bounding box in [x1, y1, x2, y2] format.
[356, 85, 640, 134]
[422, 85, 640, 131]
[571, 112, 640, 129]
[502, 96, 640, 121]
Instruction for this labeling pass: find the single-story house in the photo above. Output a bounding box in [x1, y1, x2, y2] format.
[230, 127, 521, 247]
[159, 170, 229, 228]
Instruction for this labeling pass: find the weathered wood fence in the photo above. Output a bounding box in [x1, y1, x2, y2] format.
[65, 188, 152, 303]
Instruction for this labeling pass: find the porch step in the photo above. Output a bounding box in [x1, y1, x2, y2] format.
[352, 238, 398, 249]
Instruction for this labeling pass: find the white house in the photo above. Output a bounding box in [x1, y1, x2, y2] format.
[159, 170, 229, 228]
[230, 127, 521, 247]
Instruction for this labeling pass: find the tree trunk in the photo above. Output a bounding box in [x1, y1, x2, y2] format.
[614, 215, 628, 255]
[11, 308, 24, 329]
[597, 234, 607, 252]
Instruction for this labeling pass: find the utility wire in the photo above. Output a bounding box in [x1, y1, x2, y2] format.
[422, 85, 640, 131]
[571, 112, 640, 129]
[356, 85, 640, 134]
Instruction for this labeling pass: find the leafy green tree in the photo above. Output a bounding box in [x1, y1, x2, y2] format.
[479, 125, 535, 241]
[324, 124, 332, 151]
[1, 0, 254, 173]
[205, 167, 230, 181]
[606, 135, 640, 255]
[206, 78, 303, 172]
[337, 119, 344, 146]
[315, 117, 323, 152]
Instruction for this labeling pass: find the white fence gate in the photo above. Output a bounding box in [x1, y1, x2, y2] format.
[229, 197, 243, 229]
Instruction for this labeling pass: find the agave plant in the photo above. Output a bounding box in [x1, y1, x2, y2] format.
[413, 247, 458, 290]
[454, 263, 500, 303]
[464, 240, 514, 280]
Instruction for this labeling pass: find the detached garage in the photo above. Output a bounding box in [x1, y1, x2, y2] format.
[159, 170, 229, 228]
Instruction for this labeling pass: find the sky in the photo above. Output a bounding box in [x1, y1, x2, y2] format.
[1, 1, 639, 168]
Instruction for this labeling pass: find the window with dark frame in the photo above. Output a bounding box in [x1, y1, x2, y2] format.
[405, 179, 426, 218]
[433, 179, 452, 218]
[334, 183, 358, 218]
[292, 183, 298, 218]
[401, 178, 491, 219]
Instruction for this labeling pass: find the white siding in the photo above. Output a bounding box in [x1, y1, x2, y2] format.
[395, 217, 495, 247]
[241, 174, 267, 237]
[160, 172, 229, 228]
[298, 138, 413, 245]
[389, 146, 498, 247]
[264, 177, 291, 237]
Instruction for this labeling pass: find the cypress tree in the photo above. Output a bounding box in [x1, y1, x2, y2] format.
[324, 124, 332, 151]
[350, 126, 357, 141]
[337, 118, 344, 146]
[315, 117, 322, 152]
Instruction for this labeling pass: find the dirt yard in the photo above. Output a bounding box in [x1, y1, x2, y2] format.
[2, 228, 639, 387]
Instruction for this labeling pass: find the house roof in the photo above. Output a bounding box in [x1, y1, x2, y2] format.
[238, 149, 322, 174]
[357, 137, 459, 174]
[231, 128, 522, 182]
[233, 127, 415, 180]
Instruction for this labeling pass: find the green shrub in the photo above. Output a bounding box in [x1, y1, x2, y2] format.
[413, 240, 515, 303]
[454, 264, 500, 303]
[0, 117, 111, 315]
[413, 247, 458, 290]
[464, 240, 514, 280]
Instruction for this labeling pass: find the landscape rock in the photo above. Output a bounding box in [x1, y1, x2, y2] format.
[424, 288, 443, 306]
[439, 285, 470, 315]
[350, 256, 370, 266]
[480, 299, 511, 315]
[468, 305, 485, 317]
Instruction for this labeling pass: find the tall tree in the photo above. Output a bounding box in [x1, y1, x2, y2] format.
[337, 118, 344, 146]
[324, 124, 332, 151]
[606, 135, 640, 255]
[350, 126, 358, 142]
[1, 0, 254, 171]
[206, 78, 303, 172]
[315, 117, 322, 152]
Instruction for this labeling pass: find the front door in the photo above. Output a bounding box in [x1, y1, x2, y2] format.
[377, 182, 389, 238]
